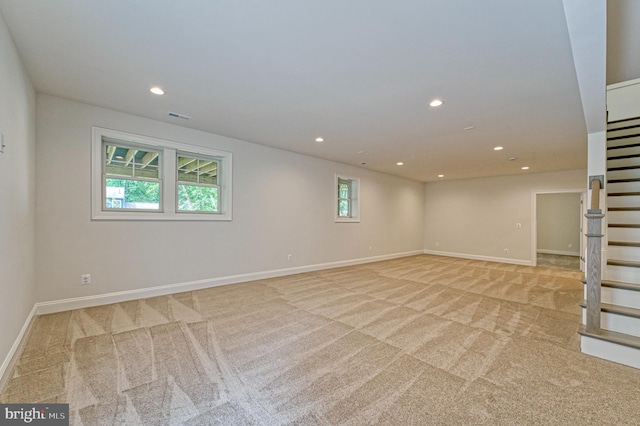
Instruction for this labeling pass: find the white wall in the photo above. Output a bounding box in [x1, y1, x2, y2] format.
[424, 170, 586, 264]
[562, 0, 606, 134]
[35, 95, 425, 303]
[607, 78, 640, 121]
[0, 12, 36, 374]
[536, 193, 581, 255]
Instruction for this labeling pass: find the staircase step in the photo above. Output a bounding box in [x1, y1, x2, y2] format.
[608, 223, 640, 228]
[608, 259, 640, 268]
[609, 116, 640, 124]
[609, 241, 640, 247]
[607, 122, 640, 133]
[607, 170, 640, 181]
[607, 263, 640, 284]
[579, 300, 640, 319]
[607, 182, 640, 192]
[607, 158, 640, 169]
[607, 211, 640, 224]
[607, 142, 640, 151]
[608, 134, 640, 143]
[607, 165, 640, 172]
[579, 325, 640, 351]
[607, 196, 640, 209]
[606, 145, 640, 159]
[582, 278, 640, 306]
[582, 278, 640, 292]
[608, 153, 640, 161]
[608, 207, 640, 211]
[580, 326, 640, 369]
[608, 227, 640, 240]
[608, 191, 640, 196]
[601, 279, 640, 291]
[607, 245, 640, 262]
[580, 301, 640, 338]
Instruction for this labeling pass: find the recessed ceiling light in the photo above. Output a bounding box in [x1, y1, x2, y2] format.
[521, 166, 530, 170]
[429, 99, 444, 107]
[464, 125, 475, 130]
[509, 157, 517, 161]
[357, 150, 365, 154]
[315, 137, 324, 143]
[438, 174, 444, 178]
[397, 162, 404, 166]
[150, 86, 165, 95]
[494, 146, 503, 151]
[360, 162, 367, 165]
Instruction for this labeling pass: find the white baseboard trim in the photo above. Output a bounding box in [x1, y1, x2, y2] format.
[537, 249, 580, 257]
[0, 305, 38, 390]
[423, 250, 534, 266]
[35, 250, 424, 315]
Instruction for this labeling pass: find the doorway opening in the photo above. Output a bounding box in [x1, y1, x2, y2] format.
[533, 191, 586, 271]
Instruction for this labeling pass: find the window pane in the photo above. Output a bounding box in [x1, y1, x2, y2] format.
[105, 178, 160, 210]
[178, 155, 218, 185]
[178, 184, 219, 212]
[338, 199, 350, 217]
[338, 181, 350, 199]
[105, 144, 159, 179]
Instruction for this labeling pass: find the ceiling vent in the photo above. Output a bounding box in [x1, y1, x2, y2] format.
[168, 112, 191, 120]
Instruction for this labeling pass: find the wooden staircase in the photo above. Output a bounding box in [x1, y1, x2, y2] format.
[579, 117, 640, 369]
[606, 117, 640, 279]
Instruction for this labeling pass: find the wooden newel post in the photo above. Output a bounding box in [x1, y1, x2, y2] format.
[585, 212, 604, 333]
[585, 175, 604, 334]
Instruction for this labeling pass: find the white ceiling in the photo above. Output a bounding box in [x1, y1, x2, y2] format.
[0, 0, 591, 182]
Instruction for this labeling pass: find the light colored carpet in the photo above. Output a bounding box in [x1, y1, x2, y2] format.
[2, 254, 639, 425]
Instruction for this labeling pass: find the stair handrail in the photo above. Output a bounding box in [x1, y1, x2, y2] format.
[590, 178, 601, 210]
[585, 175, 604, 333]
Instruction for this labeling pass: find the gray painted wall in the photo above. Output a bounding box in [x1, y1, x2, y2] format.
[34, 95, 426, 303]
[536, 193, 581, 255]
[0, 13, 37, 372]
[424, 170, 586, 263]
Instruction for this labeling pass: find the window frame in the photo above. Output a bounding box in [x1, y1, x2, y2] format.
[92, 127, 232, 221]
[335, 174, 360, 223]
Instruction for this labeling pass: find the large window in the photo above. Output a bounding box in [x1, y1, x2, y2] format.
[92, 127, 232, 221]
[335, 174, 360, 222]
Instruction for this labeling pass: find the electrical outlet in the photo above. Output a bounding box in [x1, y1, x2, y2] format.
[0, 133, 5, 154]
[287, 254, 292, 261]
[81, 274, 91, 285]
[504, 248, 509, 254]
[435, 242, 440, 247]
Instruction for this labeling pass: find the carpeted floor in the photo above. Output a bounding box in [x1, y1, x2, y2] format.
[2, 254, 639, 425]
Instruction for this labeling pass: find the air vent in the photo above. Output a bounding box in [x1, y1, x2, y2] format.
[168, 112, 191, 120]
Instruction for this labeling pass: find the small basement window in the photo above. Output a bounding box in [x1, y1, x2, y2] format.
[335, 174, 360, 222]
